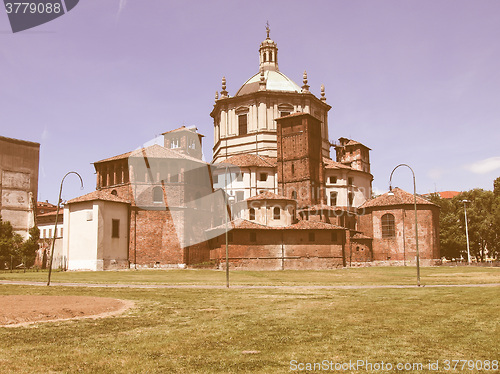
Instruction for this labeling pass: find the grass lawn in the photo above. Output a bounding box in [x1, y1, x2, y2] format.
[0, 266, 499, 286]
[0, 267, 499, 373]
[0, 284, 499, 373]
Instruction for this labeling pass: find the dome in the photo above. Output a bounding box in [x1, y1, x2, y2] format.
[235, 70, 302, 96]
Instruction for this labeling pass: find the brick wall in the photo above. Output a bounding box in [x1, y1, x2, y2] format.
[210, 228, 345, 270]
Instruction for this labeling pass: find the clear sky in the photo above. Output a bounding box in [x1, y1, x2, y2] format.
[1, 0, 499, 203]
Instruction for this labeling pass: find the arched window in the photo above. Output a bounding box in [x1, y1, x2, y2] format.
[249, 208, 255, 220]
[153, 186, 163, 203]
[291, 190, 297, 200]
[273, 207, 280, 220]
[381, 213, 395, 238]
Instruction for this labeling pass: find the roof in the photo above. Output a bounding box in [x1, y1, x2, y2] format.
[94, 144, 205, 165]
[211, 218, 345, 231]
[67, 190, 130, 204]
[359, 187, 438, 209]
[235, 70, 302, 96]
[37, 201, 56, 208]
[336, 138, 371, 150]
[37, 210, 60, 217]
[216, 154, 277, 168]
[352, 233, 372, 240]
[161, 125, 204, 137]
[424, 191, 461, 200]
[246, 191, 295, 202]
[0, 135, 40, 147]
[322, 157, 354, 170]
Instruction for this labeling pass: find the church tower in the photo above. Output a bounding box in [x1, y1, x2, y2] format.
[211, 26, 332, 164]
[276, 113, 325, 207]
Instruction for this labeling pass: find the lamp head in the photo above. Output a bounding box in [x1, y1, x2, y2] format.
[387, 185, 394, 196]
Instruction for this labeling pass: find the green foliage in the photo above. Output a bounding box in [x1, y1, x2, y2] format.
[21, 226, 40, 268]
[0, 215, 39, 269]
[431, 178, 500, 260]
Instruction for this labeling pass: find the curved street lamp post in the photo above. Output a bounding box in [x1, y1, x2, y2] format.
[462, 200, 471, 264]
[388, 164, 420, 287]
[47, 172, 84, 286]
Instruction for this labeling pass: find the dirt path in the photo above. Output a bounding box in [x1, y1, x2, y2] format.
[0, 295, 134, 328]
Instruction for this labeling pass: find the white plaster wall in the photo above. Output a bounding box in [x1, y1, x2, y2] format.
[65, 201, 99, 271]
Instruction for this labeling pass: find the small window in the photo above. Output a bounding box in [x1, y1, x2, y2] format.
[348, 192, 354, 207]
[236, 172, 243, 182]
[291, 164, 295, 175]
[112, 219, 120, 238]
[259, 173, 268, 182]
[331, 231, 338, 242]
[308, 232, 315, 242]
[43, 229, 46, 238]
[213, 174, 219, 184]
[330, 192, 338, 206]
[238, 114, 247, 135]
[250, 232, 257, 242]
[111, 189, 118, 196]
[170, 137, 180, 149]
[348, 177, 353, 186]
[188, 139, 196, 149]
[249, 208, 256, 220]
[329, 176, 337, 184]
[291, 191, 297, 200]
[273, 207, 280, 220]
[280, 111, 290, 117]
[381, 213, 396, 238]
[153, 186, 163, 203]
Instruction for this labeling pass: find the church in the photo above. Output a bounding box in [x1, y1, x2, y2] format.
[61, 28, 440, 271]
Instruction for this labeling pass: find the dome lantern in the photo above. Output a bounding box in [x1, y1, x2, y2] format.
[259, 22, 279, 72]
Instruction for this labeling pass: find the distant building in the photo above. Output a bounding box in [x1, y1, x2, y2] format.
[423, 191, 461, 200]
[0, 135, 39, 239]
[36, 205, 64, 269]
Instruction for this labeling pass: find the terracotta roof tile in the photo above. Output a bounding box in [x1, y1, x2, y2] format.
[359, 187, 437, 209]
[94, 144, 206, 164]
[161, 125, 204, 137]
[209, 218, 346, 232]
[352, 233, 372, 240]
[67, 190, 130, 204]
[322, 157, 354, 170]
[423, 191, 461, 199]
[216, 154, 277, 168]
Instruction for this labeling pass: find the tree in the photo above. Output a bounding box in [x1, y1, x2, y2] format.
[0, 215, 40, 269]
[21, 226, 40, 268]
[428, 193, 466, 260]
[429, 183, 499, 261]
